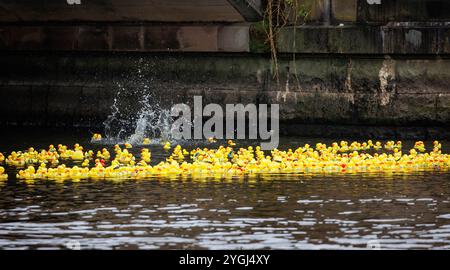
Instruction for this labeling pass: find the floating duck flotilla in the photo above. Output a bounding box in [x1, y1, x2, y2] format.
[0, 138, 449, 181]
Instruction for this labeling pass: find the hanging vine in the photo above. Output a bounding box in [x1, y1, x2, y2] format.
[262, 0, 310, 84]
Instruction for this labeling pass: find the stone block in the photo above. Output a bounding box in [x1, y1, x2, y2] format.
[332, 0, 357, 22]
[358, 0, 450, 23]
[178, 26, 218, 51]
[112, 26, 142, 51]
[278, 27, 329, 53]
[145, 26, 218, 52]
[42, 27, 77, 50]
[218, 25, 249, 52]
[9, 27, 42, 50]
[77, 26, 110, 51]
[328, 26, 382, 54]
[296, 0, 326, 22]
[436, 94, 450, 124]
[144, 26, 180, 51]
[382, 27, 440, 54]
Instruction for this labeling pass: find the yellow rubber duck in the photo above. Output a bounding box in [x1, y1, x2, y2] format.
[124, 143, 133, 149]
[0, 166, 7, 180]
[91, 133, 102, 141]
[163, 142, 171, 150]
[6, 151, 26, 167]
[414, 141, 426, 152]
[227, 140, 236, 146]
[81, 159, 90, 167]
[85, 150, 94, 160]
[373, 141, 382, 151]
[141, 149, 152, 163]
[72, 149, 84, 161]
[7, 137, 450, 181]
[143, 138, 151, 145]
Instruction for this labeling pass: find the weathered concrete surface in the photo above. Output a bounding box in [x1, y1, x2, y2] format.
[0, 0, 246, 22]
[0, 25, 250, 52]
[292, 0, 450, 23]
[277, 25, 450, 54]
[0, 53, 449, 139]
[332, 0, 357, 22]
[357, 0, 450, 23]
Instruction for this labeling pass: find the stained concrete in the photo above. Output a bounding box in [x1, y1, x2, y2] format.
[0, 0, 449, 139]
[0, 25, 251, 52]
[0, 0, 248, 22]
[0, 52, 449, 139]
[277, 25, 448, 54]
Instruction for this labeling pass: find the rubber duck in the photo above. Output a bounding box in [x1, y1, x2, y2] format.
[124, 143, 133, 149]
[6, 151, 26, 167]
[0, 166, 7, 180]
[433, 141, 442, 153]
[227, 140, 236, 146]
[91, 133, 102, 142]
[373, 141, 382, 151]
[85, 150, 94, 160]
[7, 137, 450, 181]
[414, 141, 426, 152]
[141, 149, 151, 163]
[81, 159, 90, 167]
[163, 142, 171, 150]
[143, 138, 151, 145]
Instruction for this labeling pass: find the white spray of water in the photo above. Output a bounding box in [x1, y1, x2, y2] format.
[101, 60, 177, 145]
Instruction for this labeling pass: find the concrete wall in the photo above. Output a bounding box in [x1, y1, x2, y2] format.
[0, 25, 250, 52]
[0, 0, 449, 139]
[299, 0, 450, 23]
[277, 25, 449, 54]
[0, 0, 246, 22]
[0, 52, 449, 138]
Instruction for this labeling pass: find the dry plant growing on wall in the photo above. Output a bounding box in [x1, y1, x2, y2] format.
[263, 0, 309, 84]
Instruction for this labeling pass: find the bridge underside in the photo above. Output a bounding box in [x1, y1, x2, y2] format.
[0, 0, 263, 22]
[0, 0, 263, 52]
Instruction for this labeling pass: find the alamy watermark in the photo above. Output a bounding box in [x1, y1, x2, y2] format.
[366, 239, 381, 250]
[171, 96, 279, 150]
[66, 0, 81, 5]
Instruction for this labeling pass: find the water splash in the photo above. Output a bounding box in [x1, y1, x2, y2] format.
[99, 58, 176, 145]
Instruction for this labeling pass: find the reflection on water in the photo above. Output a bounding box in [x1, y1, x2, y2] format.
[1, 129, 450, 249]
[1, 172, 450, 250]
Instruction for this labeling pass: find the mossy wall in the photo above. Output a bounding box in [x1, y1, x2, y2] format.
[0, 52, 449, 139]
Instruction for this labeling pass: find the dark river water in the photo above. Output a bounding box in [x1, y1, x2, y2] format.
[1, 128, 450, 250]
